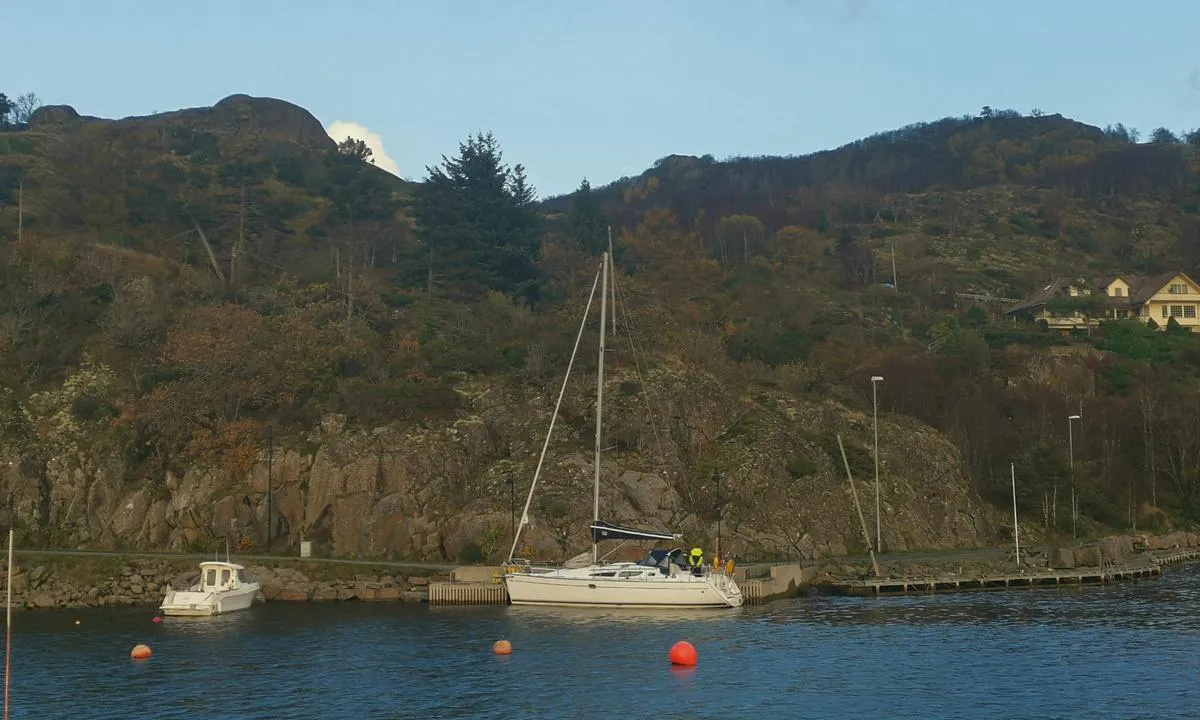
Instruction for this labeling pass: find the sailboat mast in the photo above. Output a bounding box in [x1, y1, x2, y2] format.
[593, 251, 609, 564]
[607, 227, 616, 339]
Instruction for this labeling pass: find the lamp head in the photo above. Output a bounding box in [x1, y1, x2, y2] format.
[870, 376, 884, 382]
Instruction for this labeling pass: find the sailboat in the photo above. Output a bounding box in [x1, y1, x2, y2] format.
[502, 250, 744, 609]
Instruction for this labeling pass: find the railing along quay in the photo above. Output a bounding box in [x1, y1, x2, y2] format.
[830, 563, 1162, 597]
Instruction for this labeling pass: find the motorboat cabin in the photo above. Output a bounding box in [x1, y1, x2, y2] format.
[159, 561, 262, 617]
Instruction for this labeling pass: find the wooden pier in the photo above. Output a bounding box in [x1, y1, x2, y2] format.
[739, 579, 765, 604]
[827, 550, 1200, 597]
[1153, 549, 1200, 566]
[428, 581, 509, 605]
[832, 564, 1160, 596]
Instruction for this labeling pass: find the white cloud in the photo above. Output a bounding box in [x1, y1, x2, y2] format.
[325, 120, 401, 177]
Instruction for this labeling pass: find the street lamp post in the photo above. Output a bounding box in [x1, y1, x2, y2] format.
[1068, 414, 1081, 539]
[870, 375, 884, 554]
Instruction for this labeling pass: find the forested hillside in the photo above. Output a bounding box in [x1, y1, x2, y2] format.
[0, 92, 1198, 560]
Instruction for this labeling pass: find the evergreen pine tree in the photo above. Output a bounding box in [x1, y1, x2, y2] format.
[414, 132, 542, 301]
[567, 178, 608, 256]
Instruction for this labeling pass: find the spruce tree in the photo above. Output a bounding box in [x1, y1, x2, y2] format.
[414, 132, 542, 301]
[567, 178, 608, 257]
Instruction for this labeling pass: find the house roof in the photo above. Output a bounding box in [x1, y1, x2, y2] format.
[1101, 271, 1187, 306]
[1009, 271, 1200, 315]
[1007, 278, 1077, 314]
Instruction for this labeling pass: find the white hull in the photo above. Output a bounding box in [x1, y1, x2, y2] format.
[505, 565, 743, 608]
[160, 583, 261, 617]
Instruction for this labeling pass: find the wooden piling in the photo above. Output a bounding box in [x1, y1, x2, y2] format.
[428, 581, 509, 606]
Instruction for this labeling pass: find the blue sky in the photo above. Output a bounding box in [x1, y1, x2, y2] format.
[4, 0, 1199, 198]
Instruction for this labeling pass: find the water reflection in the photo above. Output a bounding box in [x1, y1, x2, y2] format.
[503, 604, 743, 627]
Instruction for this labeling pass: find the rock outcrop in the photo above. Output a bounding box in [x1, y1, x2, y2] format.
[29, 94, 334, 152]
[1, 363, 994, 563]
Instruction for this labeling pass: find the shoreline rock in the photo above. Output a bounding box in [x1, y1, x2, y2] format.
[0, 558, 442, 611]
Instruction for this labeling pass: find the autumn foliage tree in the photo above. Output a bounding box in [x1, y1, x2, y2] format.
[138, 302, 349, 463]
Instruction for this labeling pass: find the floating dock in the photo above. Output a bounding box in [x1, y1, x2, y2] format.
[831, 565, 1161, 596]
[830, 549, 1200, 597]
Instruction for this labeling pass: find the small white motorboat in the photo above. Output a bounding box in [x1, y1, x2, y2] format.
[159, 561, 262, 617]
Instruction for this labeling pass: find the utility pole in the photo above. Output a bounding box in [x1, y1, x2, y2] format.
[871, 375, 884, 553]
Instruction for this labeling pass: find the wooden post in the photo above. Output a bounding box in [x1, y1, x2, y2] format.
[4, 528, 12, 720]
[1011, 462, 1020, 566]
[891, 242, 898, 291]
[837, 434, 881, 578]
[15, 183, 21, 244]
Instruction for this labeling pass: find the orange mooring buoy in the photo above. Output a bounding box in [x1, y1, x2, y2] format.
[669, 640, 697, 667]
[130, 644, 152, 660]
[493, 640, 513, 655]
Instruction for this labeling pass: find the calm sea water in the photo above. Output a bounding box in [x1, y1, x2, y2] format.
[8, 565, 1199, 719]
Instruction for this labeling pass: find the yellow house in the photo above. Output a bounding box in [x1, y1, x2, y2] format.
[1099, 272, 1200, 331]
[1007, 271, 1200, 333]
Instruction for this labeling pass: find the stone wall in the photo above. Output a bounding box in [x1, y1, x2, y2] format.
[1045, 531, 1200, 570]
[1, 558, 440, 611]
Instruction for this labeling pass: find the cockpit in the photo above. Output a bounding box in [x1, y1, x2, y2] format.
[637, 548, 690, 575]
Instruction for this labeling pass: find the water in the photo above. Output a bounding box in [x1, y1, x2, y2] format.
[8, 565, 1199, 719]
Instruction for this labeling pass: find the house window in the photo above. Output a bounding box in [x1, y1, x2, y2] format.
[1169, 284, 1188, 294]
[1171, 305, 1183, 318]
[1113, 287, 1124, 297]
[1186, 306, 1197, 319]
[1162, 305, 1169, 318]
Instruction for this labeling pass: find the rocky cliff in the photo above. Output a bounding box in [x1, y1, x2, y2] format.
[1, 355, 994, 563]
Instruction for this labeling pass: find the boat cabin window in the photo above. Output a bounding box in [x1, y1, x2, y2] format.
[589, 571, 617, 577]
[205, 569, 217, 587]
[618, 570, 643, 578]
[221, 569, 231, 585]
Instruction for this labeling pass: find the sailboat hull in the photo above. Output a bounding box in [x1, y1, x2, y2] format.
[504, 566, 744, 608]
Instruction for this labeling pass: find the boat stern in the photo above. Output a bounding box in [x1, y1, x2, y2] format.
[159, 590, 217, 617]
[710, 574, 745, 608]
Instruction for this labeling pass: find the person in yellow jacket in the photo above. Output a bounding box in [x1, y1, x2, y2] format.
[688, 547, 704, 575]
